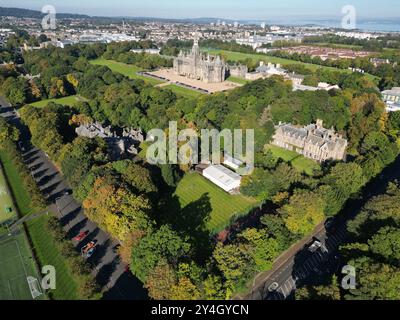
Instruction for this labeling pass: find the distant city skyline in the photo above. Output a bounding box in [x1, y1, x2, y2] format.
[2, 0, 400, 20]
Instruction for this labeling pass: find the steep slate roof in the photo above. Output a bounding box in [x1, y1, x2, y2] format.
[277, 123, 347, 150]
[279, 125, 308, 139]
[256, 64, 286, 74]
[382, 87, 400, 97]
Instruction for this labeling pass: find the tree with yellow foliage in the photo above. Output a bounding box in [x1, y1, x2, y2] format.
[282, 189, 325, 236]
[83, 177, 152, 242]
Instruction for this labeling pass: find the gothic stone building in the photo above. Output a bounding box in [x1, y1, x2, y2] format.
[272, 120, 348, 162]
[173, 39, 227, 83]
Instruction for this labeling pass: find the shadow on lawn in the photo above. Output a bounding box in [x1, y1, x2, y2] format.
[160, 193, 213, 262]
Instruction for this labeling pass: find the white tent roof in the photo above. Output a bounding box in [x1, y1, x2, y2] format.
[224, 155, 243, 169]
[203, 165, 241, 192]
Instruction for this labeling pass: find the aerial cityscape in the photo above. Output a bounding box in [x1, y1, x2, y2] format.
[0, 0, 400, 311]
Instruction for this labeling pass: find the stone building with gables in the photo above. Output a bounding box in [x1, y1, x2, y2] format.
[271, 119, 348, 162]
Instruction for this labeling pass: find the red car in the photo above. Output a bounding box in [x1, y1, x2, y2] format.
[81, 241, 96, 255]
[74, 231, 88, 242]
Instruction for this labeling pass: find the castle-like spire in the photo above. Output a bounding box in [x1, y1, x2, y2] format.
[192, 32, 200, 55]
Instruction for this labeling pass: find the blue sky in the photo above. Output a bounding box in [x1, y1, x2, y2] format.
[3, 0, 400, 19]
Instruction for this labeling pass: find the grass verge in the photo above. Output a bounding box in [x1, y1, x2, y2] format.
[26, 215, 80, 300]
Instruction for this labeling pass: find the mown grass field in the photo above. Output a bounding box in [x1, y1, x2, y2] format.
[0, 165, 17, 225]
[0, 229, 45, 300]
[0, 156, 44, 300]
[227, 76, 250, 85]
[90, 58, 165, 85]
[162, 84, 203, 98]
[26, 215, 80, 300]
[0, 151, 35, 217]
[92, 58, 205, 97]
[29, 95, 84, 108]
[173, 173, 259, 233]
[0, 150, 81, 300]
[267, 144, 320, 176]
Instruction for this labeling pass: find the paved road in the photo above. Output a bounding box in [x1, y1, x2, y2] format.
[261, 225, 348, 300]
[238, 153, 400, 300]
[239, 220, 347, 300]
[0, 97, 147, 300]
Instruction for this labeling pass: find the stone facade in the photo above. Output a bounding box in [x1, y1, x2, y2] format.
[272, 120, 348, 162]
[75, 122, 144, 160]
[229, 64, 248, 78]
[245, 62, 287, 81]
[173, 38, 227, 83]
[286, 72, 305, 86]
[382, 87, 400, 104]
[381, 87, 400, 112]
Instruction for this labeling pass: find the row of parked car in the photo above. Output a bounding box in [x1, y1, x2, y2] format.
[74, 231, 97, 258]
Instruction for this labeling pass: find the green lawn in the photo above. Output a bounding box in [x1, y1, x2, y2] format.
[227, 76, 250, 85]
[90, 58, 165, 85]
[162, 84, 202, 98]
[0, 151, 35, 217]
[0, 165, 17, 225]
[26, 215, 80, 300]
[29, 95, 84, 108]
[267, 144, 320, 176]
[173, 173, 259, 233]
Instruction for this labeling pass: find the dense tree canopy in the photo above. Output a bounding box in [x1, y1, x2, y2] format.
[6, 39, 399, 300]
[131, 225, 191, 282]
[298, 182, 400, 300]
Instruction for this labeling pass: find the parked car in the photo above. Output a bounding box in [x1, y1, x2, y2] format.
[324, 218, 335, 231]
[268, 282, 279, 292]
[74, 231, 88, 242]
[308, 239, 322, 253]
[86, 247, 96, 258]
[81, 241, 96, 255]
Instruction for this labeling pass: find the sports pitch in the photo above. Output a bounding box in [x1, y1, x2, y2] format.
[0, 165, 44, 300]
[0, 229, 44, 300]
[0, 165, 17, 225]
